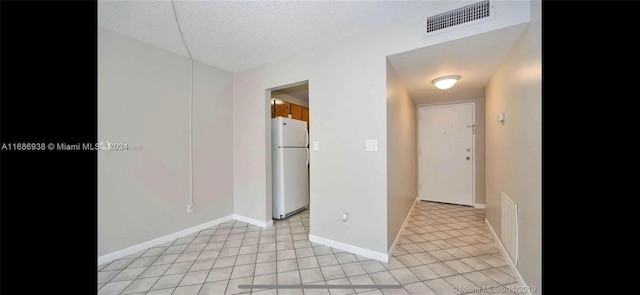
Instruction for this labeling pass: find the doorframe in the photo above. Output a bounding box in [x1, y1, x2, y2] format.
[417, 102, 475, 206]
[265, 80, 310, 221]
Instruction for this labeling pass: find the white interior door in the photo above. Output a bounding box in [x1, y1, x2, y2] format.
[419, 103, 474, 206]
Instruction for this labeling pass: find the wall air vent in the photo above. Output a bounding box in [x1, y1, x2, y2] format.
[424, 0, 493, 37]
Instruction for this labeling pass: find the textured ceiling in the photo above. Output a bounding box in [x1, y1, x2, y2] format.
[98, 0, 450, 73]
[387, 23, 528, 105]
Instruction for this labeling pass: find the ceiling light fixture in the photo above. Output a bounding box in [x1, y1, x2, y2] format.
[432, 75, 460, 90]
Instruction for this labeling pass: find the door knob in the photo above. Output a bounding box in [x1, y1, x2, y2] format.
[466, 156, 471, 160]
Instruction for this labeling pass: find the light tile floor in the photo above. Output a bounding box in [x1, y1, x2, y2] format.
[98, 201, 526, 295]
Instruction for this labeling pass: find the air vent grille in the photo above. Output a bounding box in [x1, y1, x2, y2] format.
[425, 0, 491, 35]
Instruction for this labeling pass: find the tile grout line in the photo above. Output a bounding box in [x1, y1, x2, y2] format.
[393, 204, 510, 295]
[98, 203, 520, 295]
[100, 235, 171, 294]
[101, 220, 236, 294]
[148, 224, 215, 294]
[168, 223, 227, 295]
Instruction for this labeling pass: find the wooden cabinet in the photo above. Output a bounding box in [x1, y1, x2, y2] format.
[301, 107, 309, 130]
[271, 100, 309, 130]
[290, 104, 302, 120]
[272, 102, 290, 118]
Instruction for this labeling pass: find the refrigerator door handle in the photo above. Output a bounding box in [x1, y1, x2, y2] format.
[305, 128, 309, 147]
[305, 125, 310, 169]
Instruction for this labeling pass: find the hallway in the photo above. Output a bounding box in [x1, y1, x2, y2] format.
[98, 201, 524, 295]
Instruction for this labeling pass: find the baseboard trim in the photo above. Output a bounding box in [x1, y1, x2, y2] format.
[99, 213, 275, 265]
[388, 198, 418, 258]
[233, 214, 273, 228]
[309, 234, 388, 263]
[474, 203, 486, 209]
[98, 214, 234, 265]
[485, 218, 532, 295]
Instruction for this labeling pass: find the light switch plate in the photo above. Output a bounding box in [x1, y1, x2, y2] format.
[313, 141, 319, 151]
[365, 139, 378, 152]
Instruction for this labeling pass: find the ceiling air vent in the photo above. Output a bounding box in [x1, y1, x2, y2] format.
[424, 0, 493, 37]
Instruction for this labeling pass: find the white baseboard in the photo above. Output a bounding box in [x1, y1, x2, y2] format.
[485, 218, 532, 295]
[388, 198, 418, 259]
[233, 214, 273, 228]
[98, 214, 234, 265]
[309, 234, 388, 263]
[474, 203, 486, 209]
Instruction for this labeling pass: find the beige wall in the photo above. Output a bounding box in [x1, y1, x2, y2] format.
[485, 0, 541, 293]
[386, 61, 418, 250]
[232, 1, 530, 256]
[98, 27, 234, 256]
[417, 97, 486, 205]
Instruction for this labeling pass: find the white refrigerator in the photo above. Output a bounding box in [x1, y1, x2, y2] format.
[272, 116, 309, 219]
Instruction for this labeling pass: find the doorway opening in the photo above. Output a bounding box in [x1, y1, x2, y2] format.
[266, 81, 311, 233]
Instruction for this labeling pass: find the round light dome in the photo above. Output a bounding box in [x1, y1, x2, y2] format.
[432, 75, 460, 90]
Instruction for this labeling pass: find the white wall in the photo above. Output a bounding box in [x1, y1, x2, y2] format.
[386, 61, 417, 250]
[485, 0, 541, 292]
[98, 27, 234, 256]
[233, 1, 530, 256]
[234, 48, 390, 253]
[418, 97, 486, 205]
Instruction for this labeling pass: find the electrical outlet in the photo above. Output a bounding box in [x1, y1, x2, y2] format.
[365, 139, 378, 152]
[342, 212, 349, 225]
[187, 203, 194, 213]
[313, 141, 320, 151]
